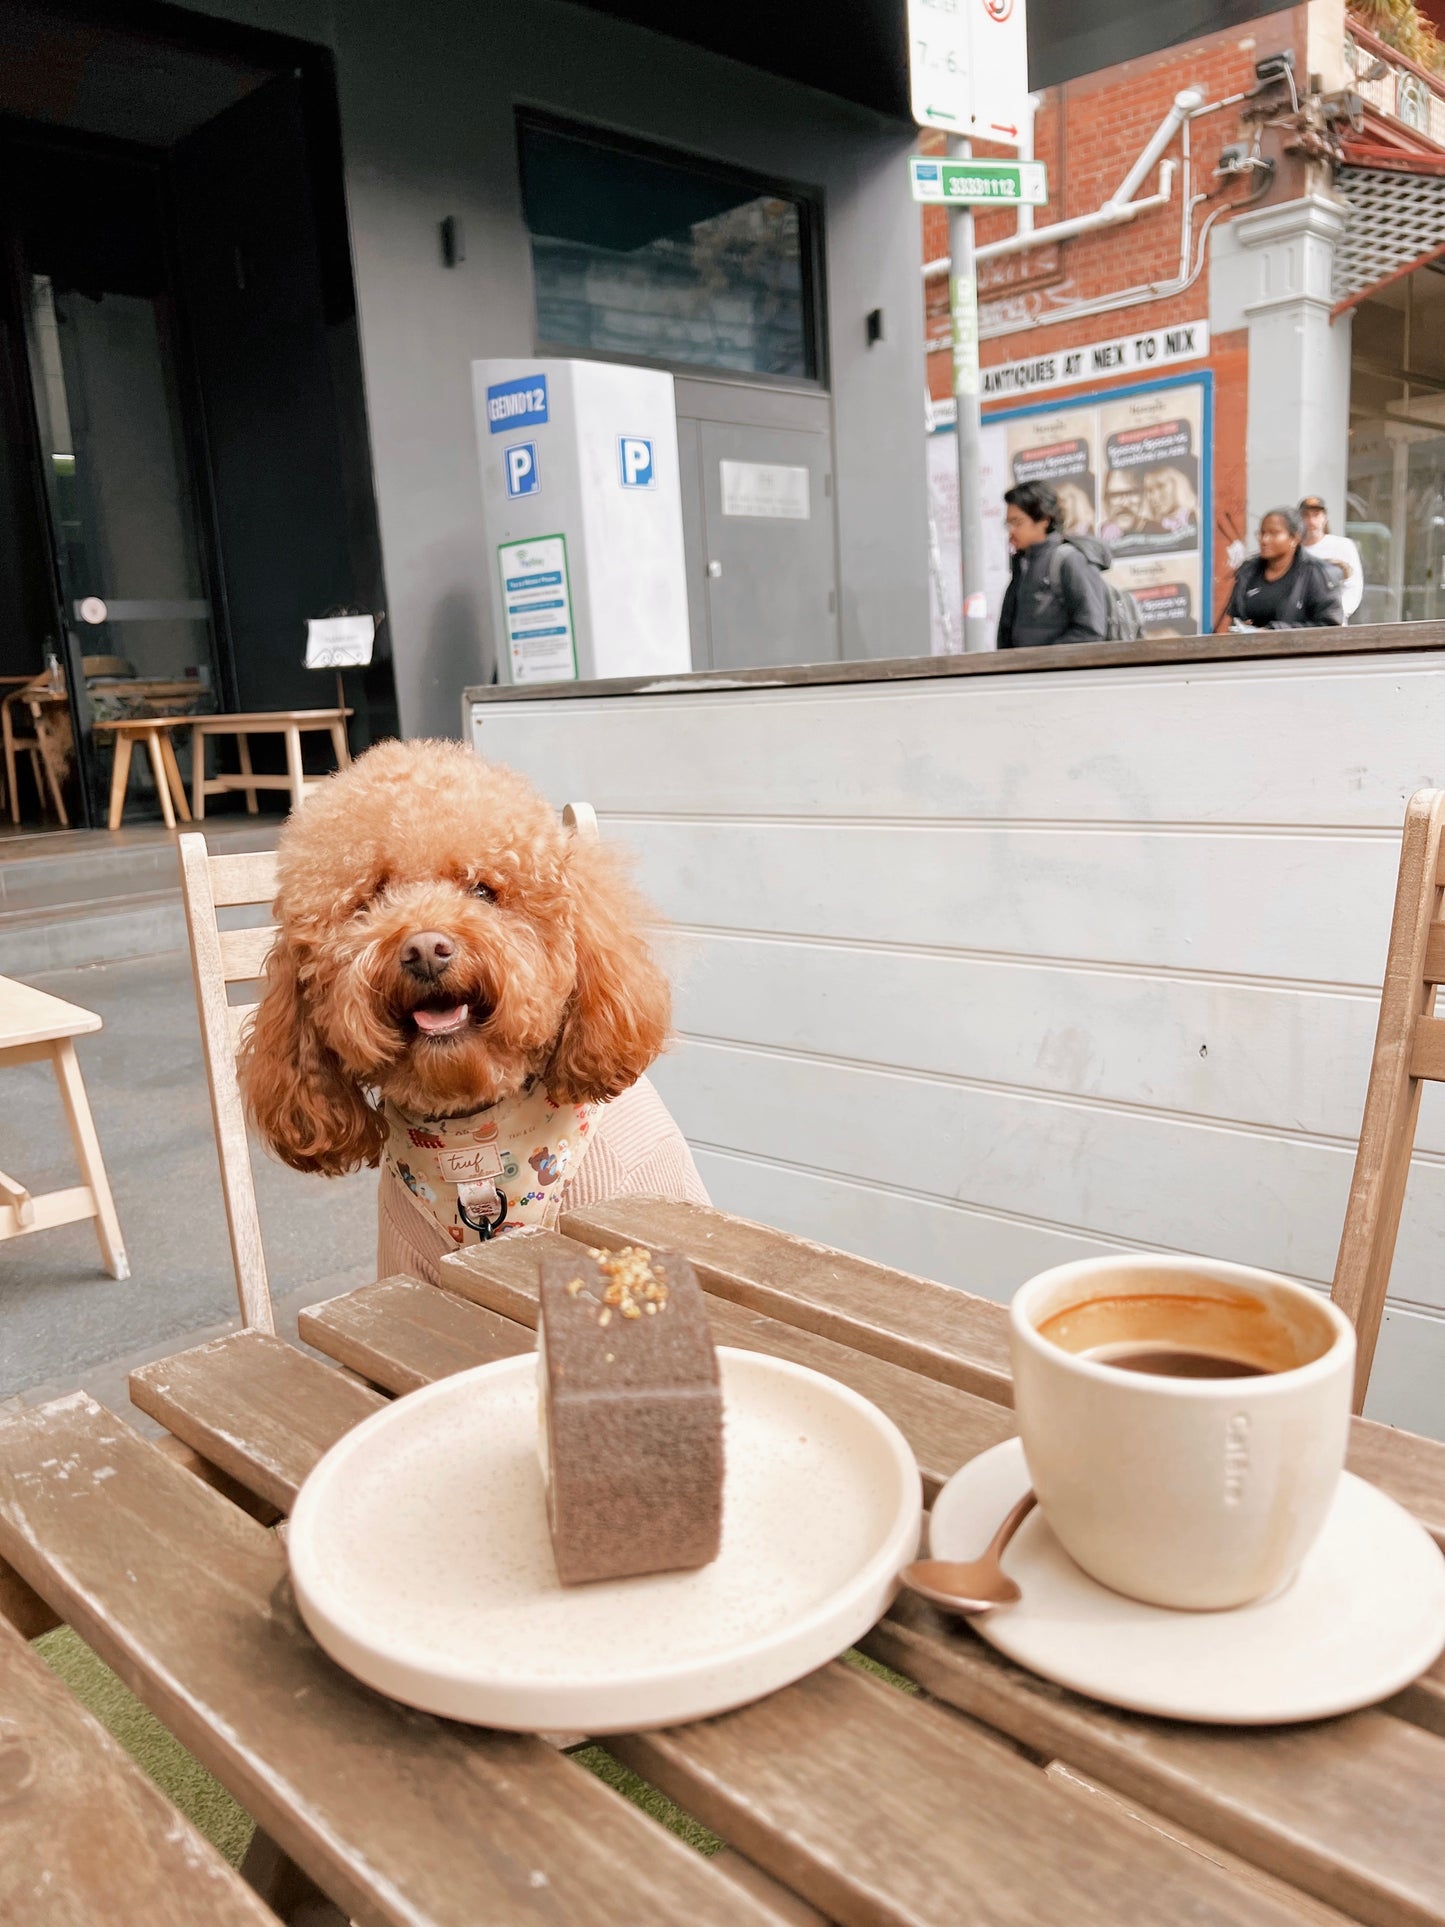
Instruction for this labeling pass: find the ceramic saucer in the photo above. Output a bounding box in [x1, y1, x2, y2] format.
[288, 1348, 921, 1734]
[929, 1437, 1445, 1724]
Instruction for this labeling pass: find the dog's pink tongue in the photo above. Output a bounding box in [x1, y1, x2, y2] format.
[413, 1004, 469, 1035]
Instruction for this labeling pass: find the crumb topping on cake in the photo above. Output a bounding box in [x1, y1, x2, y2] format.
[561, 1246, 672, 1338]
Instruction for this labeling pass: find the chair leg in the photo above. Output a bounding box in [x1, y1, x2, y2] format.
[107, 732, 134, 831]
[237, 733, 259, 814]
[38, 738, 69, 828]
[329, 718, 351, 771]
[51, 1039, 129, 1281]
[2, 715, 17, 825]
[143, 729, 176, 830]
[25, 749, 45, 821]
[284, 724, 306, 813]
[158, 730, 192, 823]
[191, 725, 206, 820]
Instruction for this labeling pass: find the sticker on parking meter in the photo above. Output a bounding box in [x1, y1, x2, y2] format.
[618, 436, 655, 488]
[486, 374, 549, 434]
[504, 442, 540, 497]
[497, 533, 577, 683]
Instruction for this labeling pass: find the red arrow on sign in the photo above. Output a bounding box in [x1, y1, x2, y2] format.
[990, 123, 1019, 137]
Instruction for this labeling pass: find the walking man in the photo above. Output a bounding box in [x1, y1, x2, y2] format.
[997, 480, 1110, 649]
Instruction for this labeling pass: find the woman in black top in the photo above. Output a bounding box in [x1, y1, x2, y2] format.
[1222, 506, 1343, 630]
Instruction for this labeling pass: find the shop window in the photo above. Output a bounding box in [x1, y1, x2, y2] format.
[518, 118, 819, 382]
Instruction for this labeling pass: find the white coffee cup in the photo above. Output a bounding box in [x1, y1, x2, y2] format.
[1010, 1254, 1355, 1610]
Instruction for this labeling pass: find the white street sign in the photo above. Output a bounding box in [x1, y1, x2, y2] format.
[907, 0, 1030, 147]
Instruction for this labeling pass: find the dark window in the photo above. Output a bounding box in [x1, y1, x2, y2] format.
[519, 119, 818, 382]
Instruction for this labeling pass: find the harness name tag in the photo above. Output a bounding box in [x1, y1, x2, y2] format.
[436, 1144, 504, 1183]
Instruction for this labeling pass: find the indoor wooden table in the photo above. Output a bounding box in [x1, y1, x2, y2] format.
[1, 1199, 1443, 1927]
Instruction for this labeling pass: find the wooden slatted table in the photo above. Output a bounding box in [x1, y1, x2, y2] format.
[2, 1198, 1444, 1927]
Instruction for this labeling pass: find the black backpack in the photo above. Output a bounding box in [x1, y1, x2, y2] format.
[1047, 538, 1144, 642]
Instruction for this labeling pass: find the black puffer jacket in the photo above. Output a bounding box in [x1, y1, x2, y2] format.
[1223, 551, 1343, 630]
[997, 532, 1111, 649]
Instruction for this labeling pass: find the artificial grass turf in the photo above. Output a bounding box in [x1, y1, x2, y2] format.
[36, 1624, 255, 1865]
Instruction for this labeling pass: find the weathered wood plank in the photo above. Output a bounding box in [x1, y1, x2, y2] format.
[442, 1234, 1013, 1499]
[0, 1394, 790, 1927]
[0, 1612, 278, 1926]
[555, 1199, 1013, 1402]
[1347, 1417, 1445, 1548]
[299, 1277, 534, 1395]
[130, 1332, 386, 1512]
[616, 1659, 1341, 1927]
[1041, 1766, 1360, 1927]
[864, 1593, 1445, 1927]
[216, 922, 277, 984]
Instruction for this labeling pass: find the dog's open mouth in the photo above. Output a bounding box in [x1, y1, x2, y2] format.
[406, 996, 492, 1038]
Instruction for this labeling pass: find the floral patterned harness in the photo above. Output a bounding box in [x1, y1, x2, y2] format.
[383, 1082, 597, 1246]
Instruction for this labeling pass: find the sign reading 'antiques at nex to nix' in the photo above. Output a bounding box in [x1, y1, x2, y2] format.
[980, 322, 1210, 401]
[907, 0, 1030, 146]
[910, 157, 1048, 205]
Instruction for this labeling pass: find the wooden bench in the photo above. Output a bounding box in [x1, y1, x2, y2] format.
[0, 974, 127, 1280]
[189, 710, 352, 819]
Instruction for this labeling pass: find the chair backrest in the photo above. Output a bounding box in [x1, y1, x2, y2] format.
[1333, 788, 1445, 1410]
[179, 801, 602, 1330]
[178, 836, 281, 1332]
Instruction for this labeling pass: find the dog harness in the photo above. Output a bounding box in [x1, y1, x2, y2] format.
[383, 1081, 597, 1245]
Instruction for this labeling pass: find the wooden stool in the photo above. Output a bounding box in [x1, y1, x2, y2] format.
[189, 709, 352, 818]
[0, 975, 128, 1279]
[93, 717, 193, 831]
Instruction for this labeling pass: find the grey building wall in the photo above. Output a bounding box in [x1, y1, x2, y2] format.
[187, 0, 929, 736]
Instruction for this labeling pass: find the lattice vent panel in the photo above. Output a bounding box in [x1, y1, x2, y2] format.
[1333, 166, 1445, 301]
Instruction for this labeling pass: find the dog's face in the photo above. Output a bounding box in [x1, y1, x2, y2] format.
[239, 739, 671, 1175]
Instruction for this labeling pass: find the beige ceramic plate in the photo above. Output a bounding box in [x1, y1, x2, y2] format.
[289, 1348, 922, 1733]
[930, 1437, 1445, 1724]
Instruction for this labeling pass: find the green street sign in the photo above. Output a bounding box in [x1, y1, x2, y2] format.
[909, 157, 1048, 206]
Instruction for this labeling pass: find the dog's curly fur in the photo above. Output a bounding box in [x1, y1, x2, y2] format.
[239, 739, 671, 1177]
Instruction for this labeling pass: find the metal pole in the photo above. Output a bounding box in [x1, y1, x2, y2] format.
[947, 135, 992, 651]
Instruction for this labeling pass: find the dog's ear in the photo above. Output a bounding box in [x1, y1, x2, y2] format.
[239, 933, 386, 1176]
[546, 831, 671, 1105]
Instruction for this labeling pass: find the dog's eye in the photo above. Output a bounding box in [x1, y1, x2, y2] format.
[470, 880, 497, 903]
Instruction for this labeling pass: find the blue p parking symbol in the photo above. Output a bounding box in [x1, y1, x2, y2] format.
[618, 436, 655, 489]
[504, 442, 539, 498]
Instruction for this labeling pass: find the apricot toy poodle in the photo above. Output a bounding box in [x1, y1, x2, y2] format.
[239, 738, 706, 1281]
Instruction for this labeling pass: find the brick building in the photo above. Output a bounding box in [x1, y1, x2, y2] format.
[925, 0, 1445, 645]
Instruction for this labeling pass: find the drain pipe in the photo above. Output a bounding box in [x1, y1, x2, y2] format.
[922, 88, 1204, 275]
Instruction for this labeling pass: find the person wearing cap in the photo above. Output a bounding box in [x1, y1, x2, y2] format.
[1300, 497, 1363, 620]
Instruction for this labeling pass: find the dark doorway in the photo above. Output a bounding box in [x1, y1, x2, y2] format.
[0, 6, 394, 830]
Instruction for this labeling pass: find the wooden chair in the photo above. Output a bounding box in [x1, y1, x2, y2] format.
[178, 800, 600, 1331]
[1333, 788, 1445, 1409]
[1, 676, 67, 826]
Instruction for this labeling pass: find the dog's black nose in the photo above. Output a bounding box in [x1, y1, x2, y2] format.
[400, 931, 455, 981]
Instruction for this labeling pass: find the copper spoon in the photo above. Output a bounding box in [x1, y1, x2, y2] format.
[900, 1490, 1037, 1615]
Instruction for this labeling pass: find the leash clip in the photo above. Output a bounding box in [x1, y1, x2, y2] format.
[457, 1186, 508, 1240]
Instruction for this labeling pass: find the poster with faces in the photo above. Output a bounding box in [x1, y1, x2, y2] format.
[1006, 410, 1098, 540]
[1097, 388, 1204, 558]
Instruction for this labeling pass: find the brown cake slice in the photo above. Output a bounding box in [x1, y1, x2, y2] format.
[537, 1245, 724, 1585]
